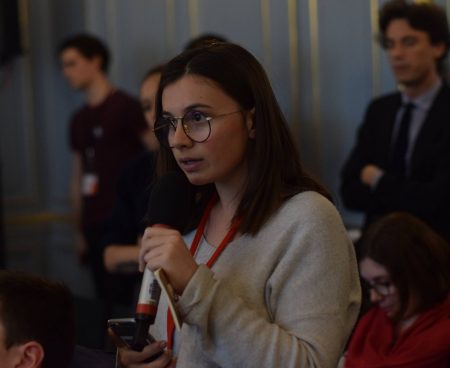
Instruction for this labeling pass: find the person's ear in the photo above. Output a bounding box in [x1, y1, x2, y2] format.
[16, 341, 44, 368]
[432, 42, 446, 61]
[245, 108, 256, 139]
[90, 55, 104, 72]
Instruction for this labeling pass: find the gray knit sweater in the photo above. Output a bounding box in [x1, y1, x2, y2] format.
[151, 191, 361, 367]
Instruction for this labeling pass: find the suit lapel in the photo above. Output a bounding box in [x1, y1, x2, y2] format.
[379, 94, 401, 166]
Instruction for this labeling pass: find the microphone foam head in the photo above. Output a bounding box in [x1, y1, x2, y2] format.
[146, 171, 193, 231]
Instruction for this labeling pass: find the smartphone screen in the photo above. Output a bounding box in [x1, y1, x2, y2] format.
[107, 317, 161, 362]
[108, 318, 158, 346]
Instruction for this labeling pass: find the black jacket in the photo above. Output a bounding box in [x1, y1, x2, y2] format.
[341, 83, 450, 243]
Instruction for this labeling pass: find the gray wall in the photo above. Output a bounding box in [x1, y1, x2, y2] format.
[1, 0, 449, 291]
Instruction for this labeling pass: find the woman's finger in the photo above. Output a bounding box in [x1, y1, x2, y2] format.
[118, 341, 169, 366]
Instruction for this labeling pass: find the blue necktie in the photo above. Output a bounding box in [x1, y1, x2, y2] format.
[391, 102, 415, 177]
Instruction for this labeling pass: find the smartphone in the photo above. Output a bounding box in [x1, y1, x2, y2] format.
[108, 318, 151, 347]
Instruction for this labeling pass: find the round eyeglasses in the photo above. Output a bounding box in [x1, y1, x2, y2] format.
[153, 110, 242, 145]
[365, 280, 393, 297]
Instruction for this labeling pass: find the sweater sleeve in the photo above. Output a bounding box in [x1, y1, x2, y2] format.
[177, 194, 361, 368]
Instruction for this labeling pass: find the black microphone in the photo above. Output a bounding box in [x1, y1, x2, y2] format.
[133, 171, 192, 351]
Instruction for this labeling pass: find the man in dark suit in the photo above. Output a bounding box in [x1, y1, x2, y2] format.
[341, 0, 450, 244]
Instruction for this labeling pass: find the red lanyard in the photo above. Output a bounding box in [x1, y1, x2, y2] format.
[166, 194, 241, 349]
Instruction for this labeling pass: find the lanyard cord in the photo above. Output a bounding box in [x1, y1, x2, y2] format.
[167, 193, 242, 349]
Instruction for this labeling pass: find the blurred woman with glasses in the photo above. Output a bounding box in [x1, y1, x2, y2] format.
[344, 212, 450, 368]
[115, 42, 361, 368]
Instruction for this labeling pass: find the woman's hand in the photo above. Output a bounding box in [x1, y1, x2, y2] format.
[139, 226, 198, 295]
[118, 343, 175, 368]
[360, 164, 383, 187]
[108, 328, 175, 368]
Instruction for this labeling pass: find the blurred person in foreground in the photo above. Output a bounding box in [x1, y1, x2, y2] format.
[0, 271, 75, 368]
[344, 212, 450, 368]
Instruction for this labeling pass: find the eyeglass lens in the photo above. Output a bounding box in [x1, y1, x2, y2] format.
[364, 280, 392, 296]
[155, 110, 211, 144]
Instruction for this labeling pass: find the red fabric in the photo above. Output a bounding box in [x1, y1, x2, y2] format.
[345, 294, 450, 368]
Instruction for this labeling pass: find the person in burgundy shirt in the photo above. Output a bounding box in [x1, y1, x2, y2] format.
[58, 33, 146, 299]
